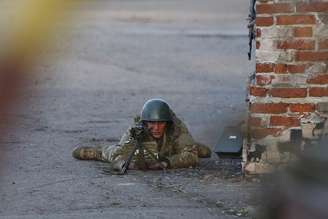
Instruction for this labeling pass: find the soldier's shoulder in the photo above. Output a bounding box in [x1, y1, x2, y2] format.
[171, 113, 189, 133]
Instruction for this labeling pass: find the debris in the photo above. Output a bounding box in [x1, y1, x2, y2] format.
[223, 207, 249, 217]
[202, 174, 214, 181]
[110, 202, 121, 206]
[215, 200, 224, 208]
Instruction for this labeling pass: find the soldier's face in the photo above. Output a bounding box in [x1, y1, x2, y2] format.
[146, 121, 167, 139]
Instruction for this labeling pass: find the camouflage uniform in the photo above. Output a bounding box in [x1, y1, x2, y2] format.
[101, 111, 202, 169]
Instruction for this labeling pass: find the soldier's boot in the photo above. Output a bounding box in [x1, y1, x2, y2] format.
[197, 144, 211, 158]
[72, 146, 102, 161]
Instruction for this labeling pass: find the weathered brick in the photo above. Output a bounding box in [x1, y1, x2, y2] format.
[294, 27, 312, 37]
[289, 103, 315, 113]
[256, 16, 274, 26]
[317, 102, 328, 113]
[288, 64, 306, 73]
[248, 0, 328, 164]
[250, 103, 289, 114]
[319, 39, 328, 50]
[256, 75, 273, 85]
[270, 88, 307, 98]
[274, 63, 288, 73]
[250, 86, 268, 97]
[317, 19, 328, 36]
[306, 63, 326, 74]
[256, 63, 274, 73]
[256, 41, 261, 49]
[276, 15, 316, 25]
[251, 128, 282, 139]
[256, 50, 294, 63]
[261, 27, 293, 39]
[307, 73, 328, 84]
[256, 28, 262, 38]
[258, 39, 276, 51]
[271, 74, 307, 85]
[297, 2, 328, 13]
[277, 39, 315, 50]
[296, 51, 328, 61]
[257, 3, 293, 14]
[249, 117, 262, 127]
[272, 75, 291, 85]
[309, 87, 328, 97]
[270, 116, 300, 127]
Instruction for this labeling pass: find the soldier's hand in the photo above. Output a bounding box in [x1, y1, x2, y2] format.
[147, 162, 162, 170]
[148, 161, 168, 170]
[128, 161, 138, 170]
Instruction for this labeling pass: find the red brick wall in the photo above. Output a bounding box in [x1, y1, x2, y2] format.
[245, 0, 328, 173]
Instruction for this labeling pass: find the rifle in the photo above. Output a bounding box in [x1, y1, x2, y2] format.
[114, 123, 147, 175]
[113, 122, 168, 175]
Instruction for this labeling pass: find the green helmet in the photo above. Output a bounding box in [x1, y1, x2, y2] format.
[141, 99, 172, 122]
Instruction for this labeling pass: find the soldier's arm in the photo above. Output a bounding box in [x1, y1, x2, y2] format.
[165, 117, 199, 168]
[118, 128, 132, 145]
[172, 113, 212, 158]
[167, 144, 199, 169]
[109, 141, 144, 172]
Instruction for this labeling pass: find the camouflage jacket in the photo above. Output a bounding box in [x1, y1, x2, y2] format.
[102, 111, 199, 169]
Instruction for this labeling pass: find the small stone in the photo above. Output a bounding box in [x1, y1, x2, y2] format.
[215, 201, 224, 208]
[225, 208, 237, 215]
[202, 174, 213, 181]
[237, 207, 249, 217]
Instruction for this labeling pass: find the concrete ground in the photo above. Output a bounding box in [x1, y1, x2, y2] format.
[0, 0, 260, 218]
